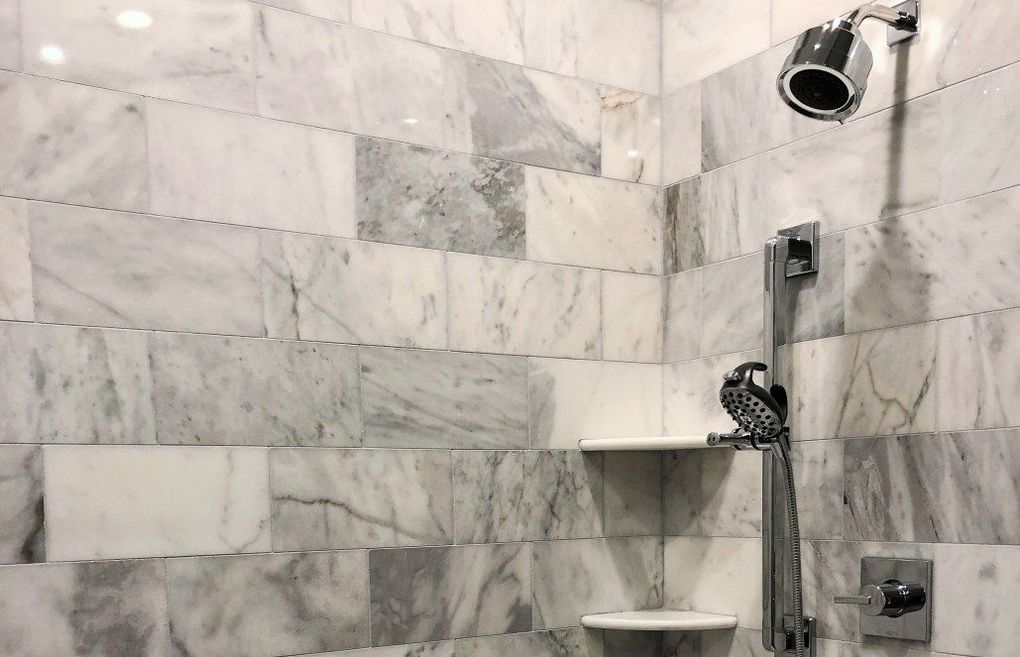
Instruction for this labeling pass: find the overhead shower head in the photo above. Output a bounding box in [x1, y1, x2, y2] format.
[718, 362, 788, 440]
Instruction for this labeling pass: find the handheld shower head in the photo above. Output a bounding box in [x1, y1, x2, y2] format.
[719, 362, 788, 440]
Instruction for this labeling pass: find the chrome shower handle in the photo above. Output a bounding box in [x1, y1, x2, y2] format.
[833, 594, 871, 605]
[834, 582, 926, 618]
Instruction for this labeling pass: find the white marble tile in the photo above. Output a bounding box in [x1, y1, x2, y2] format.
[526, 168, 661, 274]
[0, 323, 155, 444]
[661, 84, 701, 186]
[604, 452, 662, 537]
[456, 629, 592, 657]
[663, 536, 762, 629]
[315, 641, 456, 657]
[148, 100, 356, 238]
[0, 72, 147, 211]
[663, 350, 762, 436]
[663, 448, 762, 538]
[788, 324, 937, 441]
[770, 0, 859, 45]
[788, 234, 846, 344]
[44, 445, 270, 560]
[661, 0, 770, 95]
[447, 254, 601, 358]
[930, 0, 1020, 87]
[255, 0, 351, 22]
[0, 446, 44, 563]
[22, 0, 255, 111]
[0, 0, 19, 69]
[529, 359, 663, 448]
[352, 0, 524, 64]
[261, 233, 447, 348]
[602, 272, 662, 363]
[601, 87, 661, 185]
[663, 269, 700, 363]
[0, 198, 31, 321]
[30, 203, 264, 336]
[795, 439, 845, 541]
[701, 255, 762, 357]
[523, 0, 660, 95]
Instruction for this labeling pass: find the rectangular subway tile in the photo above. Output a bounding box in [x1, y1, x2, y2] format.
[663, 448, 761, 538]
[664, 536, 762, 630]
[370, 543, 531, 645]
[0, 198, 32, 320]
[0, 322, 155, 444]
[700, 255, 763, 357]
[148, 100, 357, 237]
[529, 359, 662, 449]
[0, 559, 169, 657]
[0, 446, 44, 564]
[270, 448, 452, 550]
[167, 551, 369, 657]
[44, 445, 270, 560]
[789, 234, 846, 343]
[604, 452, 662, 537]
[311, 641, 456, 657]
[663, 350, 762, 437]
[456, 628, 592, 657]
[356, 138, 525, 258]
[663, 269, 701, 364]
[661, 84, 701, 186]
[151, 333, 361, 447]
[30, 203, 263, 336]
[794, 439, 845, 541]
[600, 87, 661, 185]
[931, 0, 1020, 87]
[452, 451, 528, 544]
[602, 272, 663, 363]
[261, 232, 447, 348]
[662, 179, 704, 274]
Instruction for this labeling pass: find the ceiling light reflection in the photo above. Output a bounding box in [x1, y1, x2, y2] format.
[116, 10, 154, 29]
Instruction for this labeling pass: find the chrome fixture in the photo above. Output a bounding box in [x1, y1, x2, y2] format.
[777, 1, 920, 121]
[834, 557, 933, 641]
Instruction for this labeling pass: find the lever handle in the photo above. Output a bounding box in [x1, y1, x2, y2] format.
[833, 581, 926, 618]
[834, 594, 871, 606]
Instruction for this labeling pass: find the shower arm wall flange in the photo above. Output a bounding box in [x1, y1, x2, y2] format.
[847, 0, 921, 47]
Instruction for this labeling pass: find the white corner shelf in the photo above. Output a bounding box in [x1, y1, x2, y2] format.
[577, 435, 719, 452]
[580, 609, 738, 632]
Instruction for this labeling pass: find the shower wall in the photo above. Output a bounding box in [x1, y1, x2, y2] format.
[661, 1, 1020, 656]
[0, 1, 667, 656]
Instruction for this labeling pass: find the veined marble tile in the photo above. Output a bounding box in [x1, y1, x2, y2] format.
[255, 0, 351, 22]
[0, 322, 155, 444]
[0, 559, 169, 657]
[844, 431, 1020, 544]
[663, 536, 761, 629]
[309, 641, 456, 657]
[664, 269, 701, 364]
[941, 62, 1020, 204]
[932, 543, 1020, 656]
[361, 348, 527, 449]
[663, 448, 761, 538]
[23, 0, 253, 110]
[270, 448, 452, 550]
[31, 204, 263, 335]
[44, 445, 270, 560]
[167, 551, 369, 657]
[370, 543, 531, 645]
[794, 439, 845, 541]
[0, 446, 44, 563]
[788, 324, 936, 441]
[605, 452, 661, 537]
[661, 84, 701, 187]
[532, 536, 662, 628]
[523, 0, 659, 95]
[663, 350, 763, 437]
[932, 0, 1020, 87]
[671, 627, 780, 657]
[789, 234, 846, 344]
[0, 72, 147, 211]
[529, 359, 662, 448]
[832, 641, 940, 657]
[770, 0, 859, 44]
[447, 254, 601, 358]
[456, 628, 592, 657]
[0, 198, 32, 321]
[261, 232, 447, 348]
[452, 451, 528, 544]
[526, 168, 661, 274]
[148, 100, 356, 238]
[661, 0, 770, 95]
[356, 138, 525, 258]
[938, 308, 1020, 432]
[846, 189, 1020, 333]
[662, 179, 705, 274]
[0, 0, 18, 69]
[151, 333, 362, 447]
[601, 87, 661, 185]
[701, 255, 763, 357]
[352, 0, 524, 64]
[602, 272, 662, 363]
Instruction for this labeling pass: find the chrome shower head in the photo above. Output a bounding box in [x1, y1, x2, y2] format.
[719, 362, 788, 440]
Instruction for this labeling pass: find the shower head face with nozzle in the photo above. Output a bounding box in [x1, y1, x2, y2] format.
[719, 362, 788, 440]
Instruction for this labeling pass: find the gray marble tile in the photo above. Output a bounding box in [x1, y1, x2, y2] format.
[663, 350, 763, 437]
[794, 439, 845, 541]
[663, 448, 761, 538]
[361, 347, 528, 449]
[932, 0, 1020, 87]
[311, 641, 456, 657]
[701, 255, 763, 357]
[770, 0, 859, 44]
[22, 0, 255, 111]
[788, 324, 936, 441]
[271, 448, 452, 550]
[31, 204, 263, 336]
[0, 198, 32, 321]
[604, 452, 661, 537]
[602, 272, 662, 363]
[0, 446, 44, 564]
[664, 269, 701, 364]
[526, 168, 661, 274]
[601, 87, 661, 185]
[44, 445, 270, 560]
[661, 84, 701, 187]
[456, 628, 594, 657]
[370, 543, 531, 645]
[356, 138, 525, 258]
[666, 627, 776, 657]
[0, 0, 18, 69]
[0, 72, 147, 211]
[603, 631, 660, 657]
[938, 308, 1020, 432]
[447, 254, 601, 359]
[533, 536, 662, 629]
[663, 536, 762, 629]
[789, 234, 845, 343]
[148, 100, 357, 238]
[168, 551, 369, 657]
[261, 232, 448, 348]
[932, 543, 1020, 656]
[452, 451, 527, 544]
[0, 559, 169, 657]
[529, 359, 662, 449]
[152, 333, 361, 448]
[255, 0, 351, 21]
[0, 322, 155, 444]
[663, 179, 705, 275]
[844, 431, 1020, 544]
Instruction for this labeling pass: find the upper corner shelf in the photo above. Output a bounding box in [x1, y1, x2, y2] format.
[577, 435, 718, 452]
[580, 609, 738, 632]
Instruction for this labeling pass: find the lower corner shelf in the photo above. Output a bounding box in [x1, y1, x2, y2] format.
[580, 609, 738, 632]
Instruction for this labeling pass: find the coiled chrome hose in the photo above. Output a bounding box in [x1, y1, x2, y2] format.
[773, 435, 804, 657]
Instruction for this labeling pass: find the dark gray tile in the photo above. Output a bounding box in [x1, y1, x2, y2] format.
[663, 179, 705, 275]
[0, 446, 44, 564]
[604, 452, 661, 537]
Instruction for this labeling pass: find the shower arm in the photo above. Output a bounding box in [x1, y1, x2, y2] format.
[846, 2, 918, 31]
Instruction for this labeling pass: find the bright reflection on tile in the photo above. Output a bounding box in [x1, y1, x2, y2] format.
[38, 43, 65, 65]
[116, 10, 153, 30]
[402, 117, 419, 125]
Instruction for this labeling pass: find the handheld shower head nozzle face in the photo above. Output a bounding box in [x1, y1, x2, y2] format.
[719, 362, 788, 440]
